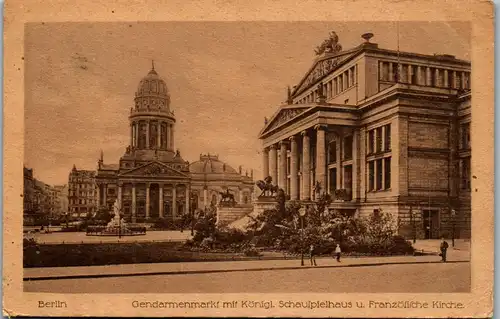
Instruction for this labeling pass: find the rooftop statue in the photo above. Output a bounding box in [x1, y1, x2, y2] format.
[314, 31, 342, 56]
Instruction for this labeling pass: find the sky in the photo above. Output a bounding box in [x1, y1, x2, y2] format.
[24, 21, 470, 185]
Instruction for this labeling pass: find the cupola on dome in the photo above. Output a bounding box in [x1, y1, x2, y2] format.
[135, 61, 169, 97]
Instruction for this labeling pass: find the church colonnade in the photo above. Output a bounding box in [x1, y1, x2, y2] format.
[96, 182, 190, 222]
[130, 119, 175, 151]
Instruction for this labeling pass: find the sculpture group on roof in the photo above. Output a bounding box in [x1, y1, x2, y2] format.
[314, 31, 343, 56]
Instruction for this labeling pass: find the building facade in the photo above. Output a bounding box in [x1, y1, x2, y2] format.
[259, 32, 471, 239]
[23, 167, 35, 214]
[95, 65, 254, 223]
[54, 184, 69, 215]
[68, 166, 97, 217]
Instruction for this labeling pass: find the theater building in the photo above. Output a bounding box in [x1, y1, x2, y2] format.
[258, 32, 471, 239]
[95, 64, 253, 223]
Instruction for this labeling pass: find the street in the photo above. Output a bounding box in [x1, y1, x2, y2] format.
[24, 261, 470, 293]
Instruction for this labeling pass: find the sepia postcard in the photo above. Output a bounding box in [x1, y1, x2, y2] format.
[3, 0, 494, 317]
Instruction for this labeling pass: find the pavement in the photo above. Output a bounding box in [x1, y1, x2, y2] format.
[24, 248, 470, 281]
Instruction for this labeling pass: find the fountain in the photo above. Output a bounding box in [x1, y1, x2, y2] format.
[86, 199, 146, 236]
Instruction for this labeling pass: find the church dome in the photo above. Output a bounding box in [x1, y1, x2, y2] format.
[189, 154, 239, 175]
[133, 62, 171, 111]
[135, 63, 169, 97]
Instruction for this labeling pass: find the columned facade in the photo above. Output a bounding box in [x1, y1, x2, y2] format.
[259, 31, 471, 238]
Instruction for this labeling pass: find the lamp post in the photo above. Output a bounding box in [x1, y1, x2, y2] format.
[451, 209, 456, 247]
[299, 206, 307, 266]
[411, 209, 417, 244]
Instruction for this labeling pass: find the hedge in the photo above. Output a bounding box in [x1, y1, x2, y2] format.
[23, 241, 261, 268]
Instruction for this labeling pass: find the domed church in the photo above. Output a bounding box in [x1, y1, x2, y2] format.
[95, 63, 254, 223]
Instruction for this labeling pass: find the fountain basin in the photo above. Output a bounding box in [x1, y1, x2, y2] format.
[86, 225, 147, 236]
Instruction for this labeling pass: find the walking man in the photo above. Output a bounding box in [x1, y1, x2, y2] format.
[335, 244, 342, 262]
[309, 244, 317, 266]
[440, 237, 449, 262]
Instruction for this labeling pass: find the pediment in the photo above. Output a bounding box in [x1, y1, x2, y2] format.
[119, 161, 189, 178]
[292, 50, 359, 96]
[259, 106, 311, 136]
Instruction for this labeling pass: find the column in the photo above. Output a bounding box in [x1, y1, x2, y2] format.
[407, 64, 412, 84]
[388, 63, 394, 81]
[289, 136, 299, 200]
[238, 187, 243, 203]
[434, 68, 440, 87]
[315, 125, 327, 194]
[130, 123, 134, 147]
[103, 184, 107, 207]
[398, 64, 403, 82]
[170, 125, 175, 150]
[452, 71, 457, 89]
[145, 183, 150, 218]
[146, 121, 150, 149]
[118, 183, 123, 206]
[185, 186, 190, 215]
[301, 131, 311, 200]
[262, 148, 270, 179]
[159, 184, 164, 218]
[157, 122, 161, 148]
[131, 184, 136, 223]
[444, 69, 449, 87]
[96, 183, 101, 207]
[172, 184, 177, 218]
[461, 72, 466, 89]
[336, 135, 342, 189]
[166, 124, 170, 150]
[279, 141, 288, 190]
[203, 187, 208, 208]
[426, 67, 432, 86]
[269, 145, 278, 184]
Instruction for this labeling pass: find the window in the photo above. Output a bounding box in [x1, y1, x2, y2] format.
[344, 99, 349, 104]
[344, 136, 353, 160]
[461, 123, 471, 149]
[329, 168, 337, 194]
[461, 157, 471, 190]
[328, 141, 337, 164]
[376, 127, 383, 153]
[376, 159, 383, 190]
[447, 70, 453, 88]
[287, 157, 291, 175]
[368, 130, 375, 154]
[368, 161, 375, 191]
[344, 165, 353, 200]
[411, 65, 417, 84]
[430, 68, 436, 86]
[384, 157, 391, 189]
[384, 124, 391, 151]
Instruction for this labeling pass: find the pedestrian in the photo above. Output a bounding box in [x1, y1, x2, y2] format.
[309, 244, 317, 266]
[439, 237, 449, 262]
[335, 244, 342, 262]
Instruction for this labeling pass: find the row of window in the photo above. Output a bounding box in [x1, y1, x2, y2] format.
[69, 181, 94, 186]
[368, 157, 392, 191]
[69, 199, 95, 205]
[379, 61, 471, 90]
[327, 135, 354, 164]
[368, 124, 391, 154]
[69, 191, 95, 197]
[296, 66, 357, 104]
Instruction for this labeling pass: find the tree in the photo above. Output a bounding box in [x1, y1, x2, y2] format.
[94, 206, 112, 223]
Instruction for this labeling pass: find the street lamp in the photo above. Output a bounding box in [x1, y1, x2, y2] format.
[451, 209, 456, 247]
[411, 209, 417, 244]
[299, 206, 307, 266]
